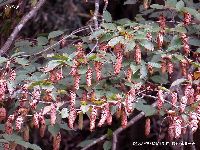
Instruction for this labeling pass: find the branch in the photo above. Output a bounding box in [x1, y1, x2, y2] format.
[81, 102, 157, 150]
[81, 134, 107, 150]
[32, 26, 91, 58]
[93, 0, 99, 30]
[112, 102, 157, 150]
[0, 0, 17, 7]
[0, 0, 46, 56]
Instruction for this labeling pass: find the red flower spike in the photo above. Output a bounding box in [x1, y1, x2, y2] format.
[184, 85, 194, 104]
[171, 92, 177, 106]
[161, 59, 167, 74]
[70, 90, 76, 107]
[114, 52, 123, 75]
[179, 96, 187, 113]
[9, 69, 16, 80]
[0, 107, 6, 122]
[98, 103, 109, 127]
[126, 67, 132, 82]
[189, 112, 199, 133]
[174, 117, 182, 139]
[90, 106, 97, 131]
[68, 106, 77, 129]
[86, 66, 92, 87]
[16, 116, 24, 131]
[180, 59, 188, 76]
[33, 113, 39, 128]
[50, 103, 56, 126]
[53, 132, 61, 150]
[121, 108, 127, 128]
[159, 14, 166, 30]
[145, 118, 151, 136]
[4, 143, 10, 150]
[147, 64, 154, 75]
[39, 115, 46, 138]
[74, 74, 80, 90]
[157, 90, 164, 110]
[5, 121, 13, 134]
[134, 45, 141, 65]
[106, 111, 112, 125]
[125, 89, 135, 113]
[70, 60, 78, 76]
[94, 61, 103, 81]
[184, 12, 192, 26]
[146, 32, 152, 41]
[167, 61, 173, 75]
[116, 94, 122, 119]
[157, 32, 163, 49]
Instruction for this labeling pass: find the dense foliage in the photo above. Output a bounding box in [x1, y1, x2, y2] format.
[0, 0, 200, 149]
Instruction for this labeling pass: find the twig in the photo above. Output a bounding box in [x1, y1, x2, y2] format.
[81, 134, 107, 150]
[93, 0, 99, 30]
[187, 126, 196, 150]
[0, 0, 17, 7]
[81, 102, 157, 150]
[32, 26, 91, 57]
[101, 0, 108, 25]
[112, 102, 157, 150]
[0, 0, 47, 56]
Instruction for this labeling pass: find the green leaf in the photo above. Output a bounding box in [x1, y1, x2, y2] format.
[59, 123, 72, 131]
[135, 99, 156, 116]
[15, 40, 31, 47]
[130, 64, 139, 74]
[165, 0, 177, 8]
[15, 57, 29, 66]
[48, 30, 64, 39]
[11, 52, 26, 58]
[45, 60, 62, 72]
[115, 18, 131, 25]
[103, 141, 112, 150]
[150, 4, 164, 9]
[0, 56, 7, 64]
[174, 26, 187, 33]
[80, 105, 89, 114]
[101, 23, 117, 31]
[103, 11, 112, 22]
[48, 123, 60, 136]
[148, 62, 161, 68]
[124, 0, 138, 5]
[140, 40, 154, 51]
[89, 29, 105, 40]
[37, 36, 48, 46]
[124, 40, 135, 52]
[77, 140, 94, 148]
[150, 74, 168, 84]
[183, 7, 200, 20]
[140, 63, 148, 79]
[108, 36, 124, 47]
[171, 78, 186, 87]
[7, 80, 16, 95]
[61, 108, 69, 118]
[78, 66, 87, 74]
[176, 0, 184, 11]
[189, 38, 200, 47]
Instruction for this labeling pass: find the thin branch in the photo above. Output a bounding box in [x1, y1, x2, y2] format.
[0, 0, 17, 7]
[187, 126, 196, 150]
[81, 102, 157, 150]
[93, 0, 99, 30]
[32, 26, 91, 57]
[112, 102, 157, 150]
[0, 0, 47, 56]
[81, 134, 107, 150]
